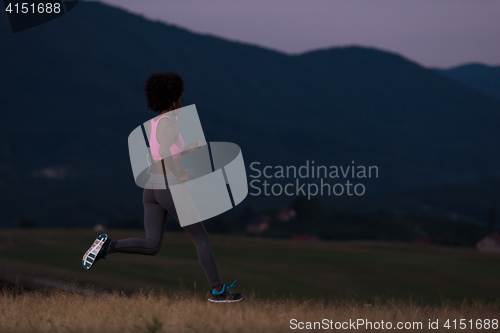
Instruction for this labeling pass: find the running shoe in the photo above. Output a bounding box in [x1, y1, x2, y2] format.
[208, 280, 244, 303]
[82, 234, 111, 270]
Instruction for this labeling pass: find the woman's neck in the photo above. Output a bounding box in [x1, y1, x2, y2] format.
[159, 108, 174, 116]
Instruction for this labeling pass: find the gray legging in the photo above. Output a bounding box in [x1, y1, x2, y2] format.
[108, 185, 222, 288]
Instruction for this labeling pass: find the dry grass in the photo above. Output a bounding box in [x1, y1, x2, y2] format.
[0, 285, 499, 333]
[2, 229, 500, 304]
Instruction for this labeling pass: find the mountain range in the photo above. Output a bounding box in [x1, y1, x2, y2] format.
[1, 1, 499, 227]
[433, 63, 500, 102]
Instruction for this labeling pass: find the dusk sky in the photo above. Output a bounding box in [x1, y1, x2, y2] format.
[92, 0, 499, 68]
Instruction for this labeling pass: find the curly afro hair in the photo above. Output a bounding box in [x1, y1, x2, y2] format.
[144, 71, 185, 113]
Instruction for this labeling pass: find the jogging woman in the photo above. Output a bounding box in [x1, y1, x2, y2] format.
[82, 71, 243, 303]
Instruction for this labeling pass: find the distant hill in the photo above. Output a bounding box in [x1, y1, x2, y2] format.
[333, 175, 500, 226]
[1, 2, 500, 227]
[433, 63, 500, 101]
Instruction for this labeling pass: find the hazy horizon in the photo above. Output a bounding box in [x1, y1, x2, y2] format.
[90, 0, 500, 69]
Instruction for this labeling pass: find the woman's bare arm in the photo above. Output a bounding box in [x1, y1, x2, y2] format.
[157, 121, 184, 180]
[181, 140, 202, 156]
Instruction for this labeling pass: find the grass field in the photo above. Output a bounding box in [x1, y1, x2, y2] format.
[1, 229, 500, 332]
[1, 287, 499, 333]
[1, 229, 499, 304]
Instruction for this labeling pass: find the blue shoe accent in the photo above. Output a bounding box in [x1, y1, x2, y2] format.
[82, 259, 91, 269]
[227, 280, 238, 289]
[212, 286, 225, 295]
[211, 279, 238, 295]
[82, 234, 109, 270]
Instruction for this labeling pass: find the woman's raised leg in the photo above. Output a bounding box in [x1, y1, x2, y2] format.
[108, 188, 167, 255]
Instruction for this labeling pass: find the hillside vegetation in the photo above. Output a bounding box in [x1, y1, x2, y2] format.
[1, 229, 499, 305]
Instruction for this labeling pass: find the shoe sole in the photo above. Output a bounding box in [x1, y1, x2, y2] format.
[82, 234, 108, 270]
[208, 294, 244, 303]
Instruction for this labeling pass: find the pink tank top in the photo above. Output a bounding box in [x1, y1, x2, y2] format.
[150, 115, 185, 160]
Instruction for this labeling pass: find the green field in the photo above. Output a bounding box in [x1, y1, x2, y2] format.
[0, 229, 499, 305]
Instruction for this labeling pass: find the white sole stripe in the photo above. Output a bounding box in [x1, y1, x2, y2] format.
[208, 295, 244, 303]
[82, 234, 108, 270]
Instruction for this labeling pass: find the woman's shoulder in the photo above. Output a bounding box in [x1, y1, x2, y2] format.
[153, 114, 172, 122]
[156, 116, 179, 133]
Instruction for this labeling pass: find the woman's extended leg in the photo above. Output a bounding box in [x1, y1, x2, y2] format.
[108, 188, 167, 255]
[152, 188, 222, 289]
[183, 222, 222, 288]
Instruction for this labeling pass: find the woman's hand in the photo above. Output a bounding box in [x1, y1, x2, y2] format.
[185, 140, 202, 152]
